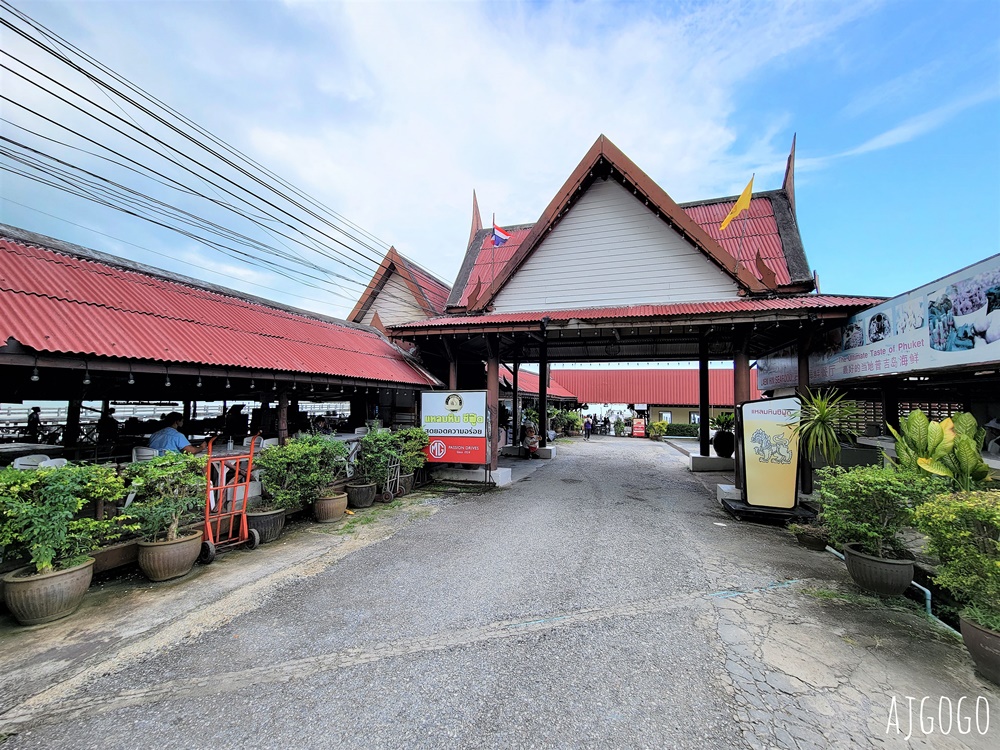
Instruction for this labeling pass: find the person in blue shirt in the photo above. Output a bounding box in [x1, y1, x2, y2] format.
[148, 412, 204, 454]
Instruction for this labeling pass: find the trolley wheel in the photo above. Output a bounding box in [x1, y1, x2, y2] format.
[246, 528, 261, 550]
[380, 490, 394, 503]
[199, 541, 217, 565]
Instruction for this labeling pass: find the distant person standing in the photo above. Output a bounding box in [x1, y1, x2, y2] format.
[583, 416, 592, 441]
[97, 408, 119, 443]
[26, 406, 42, 442]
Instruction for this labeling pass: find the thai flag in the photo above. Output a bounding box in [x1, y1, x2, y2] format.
[492, 223, 511, 247]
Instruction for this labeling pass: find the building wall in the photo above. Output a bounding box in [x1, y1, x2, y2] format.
[647, 405, 733, 424]
[360, 273, 427, 327]
[493, 179, 741, 312]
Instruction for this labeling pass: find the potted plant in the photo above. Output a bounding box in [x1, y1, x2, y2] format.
[710, 412, 736, 458]
[313, 439, 351, 524]
[819, 465, 938, 596]
[915, 490, 1000, 685]
[613, 418, 625, 437]
[890, 410, 993, 491]
[0, 464, 130, 625]
[354, 430, 401, 504]
[786, 521, 829, 551]
[647, 421, 669, 441]
[789, 388, 858, 467]
[121, 454, 206, 582]
[394, 427, 429, 496]
[251, 436, 347, 539]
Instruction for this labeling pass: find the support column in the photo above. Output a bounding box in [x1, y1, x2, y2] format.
[511, 357, 520, 449]
[733, 339, 751, 489]
[539, 338, 548, 449]
[64, 399, 82, 448]
[486, 337, 499, 471]
[182, 400, 191, 424]
[278, 390, 289, 444]
[699, 335, 710, 457]
[797, 330, 813, 495]
[882, 382, 899, 436]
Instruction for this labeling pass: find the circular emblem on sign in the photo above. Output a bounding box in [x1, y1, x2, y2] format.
[429, 439, 447, 459]
[444, 393, 464, 411]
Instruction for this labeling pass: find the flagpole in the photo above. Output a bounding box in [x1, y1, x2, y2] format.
[736, 173, 753, 274]
[491, 212, 496, 290]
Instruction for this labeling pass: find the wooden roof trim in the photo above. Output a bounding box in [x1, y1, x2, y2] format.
[348, 246, 443, 323]
[473, 135, 769, 310]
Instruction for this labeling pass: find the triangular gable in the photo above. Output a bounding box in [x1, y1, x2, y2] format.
[349, 247, 452, 324]
[476, 135, 770, 312]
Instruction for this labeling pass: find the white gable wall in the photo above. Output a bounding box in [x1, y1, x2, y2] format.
[492, 179, 741, 313]
[361, 272, 428, 326]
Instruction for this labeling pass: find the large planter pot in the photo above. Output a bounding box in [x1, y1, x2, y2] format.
[315, 492, 348, 523]
[713, 431, 735, 459]
[137, 531, 203, 582]
[2, 557, 95, 625]
[246, 508, 286, 544]
[960, 616, 1000, 686]
[842, 542, 913, 596]
[346, 482, 377, 508]
[793, 531, 829, 551]
[398, 473, 415, 496]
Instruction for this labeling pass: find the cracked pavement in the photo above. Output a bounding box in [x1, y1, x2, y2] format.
[1, 437, 997, 748]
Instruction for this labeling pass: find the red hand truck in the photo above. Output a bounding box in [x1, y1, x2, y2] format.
[199, 435, 261, 564]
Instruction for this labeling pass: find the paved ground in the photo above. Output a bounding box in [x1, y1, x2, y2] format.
[1, 437, 998, 749]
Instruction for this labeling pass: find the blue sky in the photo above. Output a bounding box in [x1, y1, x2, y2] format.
[2, 0, 998, 320]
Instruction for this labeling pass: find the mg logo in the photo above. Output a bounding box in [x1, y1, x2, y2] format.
[428, 439, 447, 459]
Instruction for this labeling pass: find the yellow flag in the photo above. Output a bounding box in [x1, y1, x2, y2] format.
[719, 175, 754, 231]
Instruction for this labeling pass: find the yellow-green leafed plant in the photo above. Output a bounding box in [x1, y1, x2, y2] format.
[914, 491, 1000, 631]
[891, 410, 992, 491]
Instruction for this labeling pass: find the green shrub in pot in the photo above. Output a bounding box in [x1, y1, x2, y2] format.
[394, 427, 430, 475]
[121, 454, 207, 542]
[818, 465, 938, 559]
[647, 421, 669, 440]
[357, 430, 401, 487]
[0, 464, 131, 573]
[252, 435, 348, 511]
[789, 388, 858, 466]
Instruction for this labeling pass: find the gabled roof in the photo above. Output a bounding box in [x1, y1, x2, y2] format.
[499, 365, 576, 400]
[0, 225, 440, 386]
[349, 246, 452, 323]
[551, 368, 762, 406]
[449, 134, 813, 313]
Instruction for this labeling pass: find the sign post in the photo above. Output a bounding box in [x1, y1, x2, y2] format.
[421, 391, 488, 465]
[737, 397, 800, 509]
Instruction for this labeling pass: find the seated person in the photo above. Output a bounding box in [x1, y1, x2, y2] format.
[148, 412, 205, 455]
[522, 426, 540, 459]
[313, 415, 333, 435]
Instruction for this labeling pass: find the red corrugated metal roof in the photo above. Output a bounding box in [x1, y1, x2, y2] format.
[456, 227, 533, 307]
[499, 365, 576, 399]
[0, 237, 439, 385]
[683, 197, 790, 285]
[551, 369, 762, 406]
[391, 295, 884, 329]
[399, 254, 451, 314]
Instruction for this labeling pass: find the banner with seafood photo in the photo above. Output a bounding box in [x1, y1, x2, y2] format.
[806, 255, 1000, 385]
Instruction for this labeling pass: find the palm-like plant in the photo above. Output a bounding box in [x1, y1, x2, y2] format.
[788, 388, 858, 466]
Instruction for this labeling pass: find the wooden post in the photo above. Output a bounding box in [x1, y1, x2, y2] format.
[733, 337, 751, 489]
[797, 330, 813, 495]
[486, 337, 499, 471]
[511, 357, 520, 449]
[182, 400, 191, 423]
[278, 390, 289, 444]
[539, 337, 548, 449]
[448, 359, 458, 390]
[64, 399, 82, 448]
[699, 335, 710, 456]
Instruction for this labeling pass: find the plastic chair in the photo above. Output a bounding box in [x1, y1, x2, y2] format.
[37, 457, 68, 468]
[354, 427, 368, 436]
[261, 438, 280, 448]
[132, 446, 158, 462]
[988, 437, 1000, 456]
[12, 454, 51, 470]
[243, 436, 263, 449]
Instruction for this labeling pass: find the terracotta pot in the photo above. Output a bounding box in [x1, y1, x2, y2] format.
[398, 473, 415, 496]
[842, 542, 913, 596]
[346, 482, 377, 508]
[315, 492, 348, 523]
[137, 531, 203, 582]
[960, 616, 1000, 686]
[2, 557, 95, 626]
[246, 508, 287, 544]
